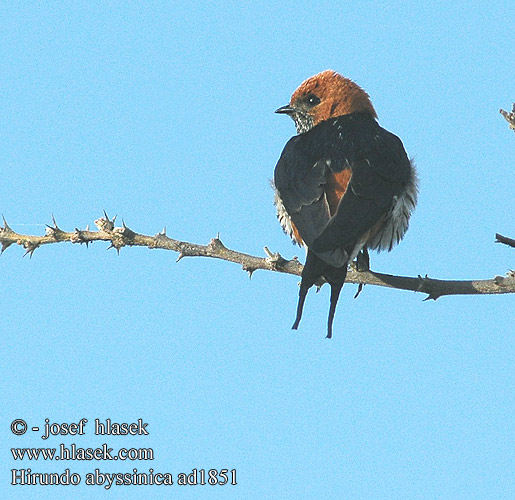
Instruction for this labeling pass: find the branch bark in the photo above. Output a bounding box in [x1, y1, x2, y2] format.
[496, 233, 515, 249]
[500, 103, 515, 133]
[1, 213, 514, 300]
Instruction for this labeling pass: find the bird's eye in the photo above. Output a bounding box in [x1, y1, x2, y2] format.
[305, 94, 321, 107]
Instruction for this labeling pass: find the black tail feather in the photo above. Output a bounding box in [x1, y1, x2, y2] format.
[291, 250, 324, 331]
[324, 263, 347, 338]
[292, 285, 308, 330]
[293, 250, 348, 337]
[326, 282, 344, 339]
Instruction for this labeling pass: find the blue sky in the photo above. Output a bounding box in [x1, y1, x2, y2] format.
[1, 1, 514, 499]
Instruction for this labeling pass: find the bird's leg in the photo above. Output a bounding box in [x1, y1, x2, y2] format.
[326, 282, 344, 339]
[353, 247, 369, 299]
[356, 247, 370, 272]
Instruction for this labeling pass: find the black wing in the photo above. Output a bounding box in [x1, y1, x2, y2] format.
[274, 112, 411, 266]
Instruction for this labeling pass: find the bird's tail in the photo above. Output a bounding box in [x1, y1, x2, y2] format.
[292, 250, 347, 338]
[326, 282, 344, 339]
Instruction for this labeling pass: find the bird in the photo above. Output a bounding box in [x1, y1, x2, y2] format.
[273, 70, 418, 338]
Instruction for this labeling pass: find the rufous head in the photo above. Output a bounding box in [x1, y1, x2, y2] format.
[276, 70, 377, 133]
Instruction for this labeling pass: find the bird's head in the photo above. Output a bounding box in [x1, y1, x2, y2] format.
[275, 70, 377, 133]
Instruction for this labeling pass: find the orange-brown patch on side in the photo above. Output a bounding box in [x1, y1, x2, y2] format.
[325, 169, 352, 215]
[290, 220, 304, 246]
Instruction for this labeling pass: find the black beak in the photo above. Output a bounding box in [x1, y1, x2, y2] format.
[275, 104, 295, 115]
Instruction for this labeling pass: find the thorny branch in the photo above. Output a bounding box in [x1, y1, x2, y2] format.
[1, 213, 514, 300]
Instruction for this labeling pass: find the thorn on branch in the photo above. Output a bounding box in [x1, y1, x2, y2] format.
[242, 264, 257, 278]
[155, 228, 168, 239]
[45, 226, 63, 238]
[107, 242, 122, 255]
[152, 228, 171, 248]
[23, 241, 39, 258]
[45, 215, 65, 239]
[417, 274, 427, 289]
[95, 211, 116, 232]
[175, 242, 189, 262]
[208, 236, 226, 252]
[1, 241, 14, 254]
[1, 215, 14, 234]
[416, 274, 441, 300]
[263, 246, 288, 269]
[0, 217, 15, 254]
[115, 221, 136, 243]
[71, 228, 90, 247]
